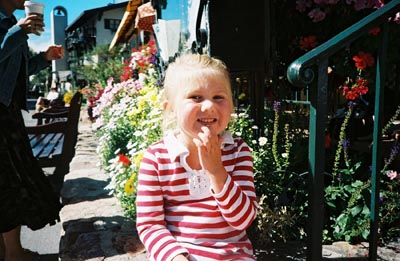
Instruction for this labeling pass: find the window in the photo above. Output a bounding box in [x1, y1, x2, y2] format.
[104, 19, 121, 32]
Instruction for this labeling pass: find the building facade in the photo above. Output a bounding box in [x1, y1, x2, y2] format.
[64, 2, 128, 69]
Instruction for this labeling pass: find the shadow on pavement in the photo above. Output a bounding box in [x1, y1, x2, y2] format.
[60, 176, 112, 204]
[60, 215, 145, 260]
[39, 253, 59, 261]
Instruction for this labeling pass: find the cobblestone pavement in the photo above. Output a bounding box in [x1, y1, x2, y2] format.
[58, 113, 400, 260]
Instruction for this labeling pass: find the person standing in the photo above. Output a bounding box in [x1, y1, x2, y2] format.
[0, 0, 64, 260]
[136, 53, 258, 261]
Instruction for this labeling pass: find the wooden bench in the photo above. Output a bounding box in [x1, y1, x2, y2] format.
[26, 91, 83, 174]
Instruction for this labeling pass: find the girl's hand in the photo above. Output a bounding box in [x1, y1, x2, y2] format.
[193, 126, 228, 193]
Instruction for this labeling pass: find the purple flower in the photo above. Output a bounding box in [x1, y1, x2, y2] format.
[314, 0, 326, 4]
[151, 55, 157, 64]
[273, 101, 281, 111]
[379, 193, 384, 202]
[390, 143, 400, 158]
[348, 101, 357, 108]
[342, 138, 350, 150]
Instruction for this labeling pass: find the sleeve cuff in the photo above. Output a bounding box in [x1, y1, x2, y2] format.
[211, 174, 232, 199]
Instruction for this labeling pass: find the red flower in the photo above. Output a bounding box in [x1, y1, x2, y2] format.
[353, 51, 375, 70]
[299, 35, 319, 51]
[344, 89, 359, 100]
[325, 133, 332, 149]
[118, 154, 131, 166]
[340, 77, 369, 100]
[368, 26, 381, 36]
[121, 66, 133, 82]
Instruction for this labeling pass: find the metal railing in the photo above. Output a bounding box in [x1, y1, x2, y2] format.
[286, 0, 400, 260]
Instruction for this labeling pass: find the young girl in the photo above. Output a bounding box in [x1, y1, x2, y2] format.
[136, 53, 258, 261]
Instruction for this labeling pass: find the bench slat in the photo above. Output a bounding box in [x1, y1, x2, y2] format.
[38, 133, 64, 159]
[30, 133, 64, 159]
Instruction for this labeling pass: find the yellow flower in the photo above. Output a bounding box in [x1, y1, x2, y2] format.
[63, 91, 74, 105]
[134, 152, 144, 167]
[124, 173, 137, 195]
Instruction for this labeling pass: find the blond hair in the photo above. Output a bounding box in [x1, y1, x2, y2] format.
[162, 53, 233, 132]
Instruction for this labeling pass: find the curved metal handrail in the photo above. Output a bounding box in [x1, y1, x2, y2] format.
[287, 0, 400, 87]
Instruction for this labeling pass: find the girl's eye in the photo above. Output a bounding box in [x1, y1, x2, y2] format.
[189, 95, 202, 101]
[214, 95, 224, 100]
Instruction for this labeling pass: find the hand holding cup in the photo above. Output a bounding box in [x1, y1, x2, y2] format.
[24, 1, 45, 35]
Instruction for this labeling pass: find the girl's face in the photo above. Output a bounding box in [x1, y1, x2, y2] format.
[173, 74, 233, 144]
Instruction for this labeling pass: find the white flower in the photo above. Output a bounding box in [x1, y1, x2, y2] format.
[281, 153, 288, 158]
[238, 113, 248, 118]
[230, 113, 238, 119]
[258, 137, 268, 146]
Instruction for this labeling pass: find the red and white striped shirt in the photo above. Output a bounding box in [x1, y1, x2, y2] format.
[136, 131, 258, 261]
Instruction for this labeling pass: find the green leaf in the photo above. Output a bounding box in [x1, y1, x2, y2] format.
[352, 180, 363, 187]
[350, 205, 362, 216]
[362, 229, 369, 239]
[361, 205, 370, 215]
[327, 201, 336, 208]
[336, 213, 348, 227]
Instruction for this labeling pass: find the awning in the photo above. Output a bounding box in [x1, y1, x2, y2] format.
[109, 0, 142, 50]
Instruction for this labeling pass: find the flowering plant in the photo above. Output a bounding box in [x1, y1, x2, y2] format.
[81, 83, 104, 108]
[323, 47, 400, 242]
[121, 40, 158, 81]
[92, 41, 161, 218]
[229, 103, 309, 244]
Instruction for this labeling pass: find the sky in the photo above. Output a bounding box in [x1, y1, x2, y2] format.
[14, 0, 128, 52]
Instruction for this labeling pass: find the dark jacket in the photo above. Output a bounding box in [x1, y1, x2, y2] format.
[0, 7, 49, 109]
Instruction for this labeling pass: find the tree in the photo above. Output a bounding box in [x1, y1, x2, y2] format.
[74, 44, 126, 87]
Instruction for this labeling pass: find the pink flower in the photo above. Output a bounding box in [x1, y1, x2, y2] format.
[386, 170, 399, 180]
[308, 8, 326, 22]
[394, 12, 400, 24]
[353, 0, 383, 11]
[296, 0, 312, 12]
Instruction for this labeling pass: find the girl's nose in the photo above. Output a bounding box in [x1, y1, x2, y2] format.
[201, 99, 214, 112]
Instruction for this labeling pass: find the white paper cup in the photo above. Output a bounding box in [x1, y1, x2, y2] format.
[24, 1, 45, 35]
